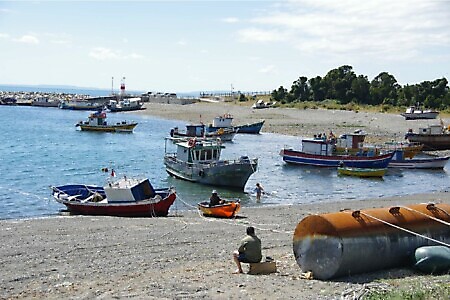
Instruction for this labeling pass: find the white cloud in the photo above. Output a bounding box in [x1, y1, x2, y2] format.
[177, 39, 187, 46]
[238, 28, 288, 43]
[222, 17, 239, 23]
[0, 33, 9, 39]
[259, 65, 276, 74]
[14, 35, 39, 44]
[89, 47, 144, 60]
[238, 0, 450, 60]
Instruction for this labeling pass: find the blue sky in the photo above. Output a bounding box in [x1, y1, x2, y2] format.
[0, 0, 449, 93]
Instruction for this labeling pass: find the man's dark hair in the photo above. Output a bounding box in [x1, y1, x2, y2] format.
[246, 226, 255, 235]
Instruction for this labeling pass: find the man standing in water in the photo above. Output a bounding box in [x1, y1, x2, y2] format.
[233, 226, 262, 274]
[255, 183, 264, 202]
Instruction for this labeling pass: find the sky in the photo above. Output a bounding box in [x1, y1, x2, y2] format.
[0, 0, 449, 93]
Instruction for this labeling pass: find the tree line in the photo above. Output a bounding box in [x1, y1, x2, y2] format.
[270, 65, 450, 109]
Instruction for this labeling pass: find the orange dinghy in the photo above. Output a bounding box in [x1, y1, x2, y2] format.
[198, 200, 241, 218]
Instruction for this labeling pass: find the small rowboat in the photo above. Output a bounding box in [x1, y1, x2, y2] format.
[198, 200, 241, 218]
[337, 167, 386, 178]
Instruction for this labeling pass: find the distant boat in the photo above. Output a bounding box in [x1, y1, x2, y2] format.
[280, 138, 394, 168]
[337, 166, 386, 178]
[31, 96, 60, 107]
[75, 111, 137, 132]
[405, 124, 450, 150]
[51, 177, 176, 217]
[59, 99, 104, 110]
[164, 138, 258, 190]
[108, 97, 144, 112]
[401, 105, 439, 120]
[198, 200, 241, 218]
[252, 99, 276, 109]
[206, 114, 265, 134]
[388, 150, 450, 169]
[170, 124, 236, 142]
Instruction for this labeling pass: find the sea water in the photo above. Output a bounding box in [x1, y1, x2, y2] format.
[1, 105, 449, 220]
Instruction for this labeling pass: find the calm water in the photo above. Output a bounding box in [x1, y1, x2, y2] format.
[1, 105, 449, 220]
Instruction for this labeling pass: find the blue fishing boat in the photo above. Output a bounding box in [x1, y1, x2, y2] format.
[280, 138, 394, 168]
[388, 150, 450, 169]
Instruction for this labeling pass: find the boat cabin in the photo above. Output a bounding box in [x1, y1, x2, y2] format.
[212, 114, 233, 128]
[85, 111, 107, 126]
[104, 178, 155, 202]
[185, 124, 205, 136]
[175, 139, 224, 163]
[335, 130, 366, 149]
[418, 124, 444, 135]
[301, 138, 334, 155]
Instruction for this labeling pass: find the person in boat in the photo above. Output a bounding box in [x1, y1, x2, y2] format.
[209, 190, 224, 206]
[233, 226, 262, 274]
[254, 183, 264, 203]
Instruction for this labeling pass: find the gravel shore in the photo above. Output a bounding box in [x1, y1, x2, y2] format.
[2, 102, 449, 299]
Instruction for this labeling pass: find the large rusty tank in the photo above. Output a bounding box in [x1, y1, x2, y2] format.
[293, 203, 450, 280]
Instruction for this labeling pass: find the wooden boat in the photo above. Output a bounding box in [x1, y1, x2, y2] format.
[388, 150, 450, 169]
[337, 167, 386, 178]
[164, 138, 258, 190]
[76, 110, 137, 132]
[280, 138, 394, 168]
[51, 177, 176, 217]
[293, 203, 450, 279]
[405, 124, 450, 150]
[170, 124, 236, 142]
[401, 105, 439, 120]
[198, 200, 241, 218]
[206, 114, 265, 134]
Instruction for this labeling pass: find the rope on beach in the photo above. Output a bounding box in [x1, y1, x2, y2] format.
[399, 204, 450, 226]
[357, 211, 450, 247]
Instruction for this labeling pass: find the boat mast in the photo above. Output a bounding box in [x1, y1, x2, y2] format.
[111, 76, 114, 95]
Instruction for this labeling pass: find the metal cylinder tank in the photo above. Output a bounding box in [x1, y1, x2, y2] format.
[292, 203, 450, 280]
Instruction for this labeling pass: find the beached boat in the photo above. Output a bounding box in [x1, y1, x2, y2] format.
[164, 138, 258, 190]
[206, 114, 265, 134]
[280, 138, 394, 168]
[170, 124, 236, 142]
[59, 99, 105, 110]
[108, 97, 144, 112]
[76, 110, 137, 132]
[337, 167, 386, 178]
[51, 177, 176, 217]
[401, 105, 439, 120]
[388, 150, 450, 169]
[252, 99, 276, 109]
[198, 200, 241, 218]
[405, 124, 450, 150]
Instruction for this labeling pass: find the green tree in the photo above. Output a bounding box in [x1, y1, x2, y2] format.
[308, 76, 325, 101]
[322, 65, 357, 104]
[351, 75, 370, 104]
[271, 86, 288, 102]
[290, 76, 310, 101]
[369, 72, 399, 105]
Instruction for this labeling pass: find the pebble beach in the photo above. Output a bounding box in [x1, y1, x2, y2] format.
[1, 101, 449, 299]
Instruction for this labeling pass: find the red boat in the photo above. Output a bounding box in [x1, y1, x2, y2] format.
[51, 177, 176, 217]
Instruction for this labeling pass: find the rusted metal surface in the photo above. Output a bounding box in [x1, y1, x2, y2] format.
[293, 203, 450, 280]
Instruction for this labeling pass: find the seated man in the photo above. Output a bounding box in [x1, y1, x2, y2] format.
[233, 226, 262, 274]
[209, 190, 224, 206]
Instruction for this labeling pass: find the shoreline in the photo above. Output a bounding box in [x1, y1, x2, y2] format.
[1, 193, 449, 299]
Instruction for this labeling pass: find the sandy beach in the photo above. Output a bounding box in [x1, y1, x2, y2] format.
[1, 102, 449, 299]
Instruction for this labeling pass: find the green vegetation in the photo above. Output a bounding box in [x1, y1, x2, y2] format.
[365, 281, 449, 300]
[270, 65, 450, 110]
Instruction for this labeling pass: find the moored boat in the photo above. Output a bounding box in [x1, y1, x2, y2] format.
[51, 177, 176, 217]
[198, 200, 241, 218]
[337, 167, 386, 178]
[206, 114, 265, 134]
[405, 124, 450, 150]
[164, 138, 258, 190]
[76, 110, 137, 132]
[108, 97, 144, 112]
[170, 124, 236, 142]
[388, 150, 450, 169]
[280, 138, 394, 168]
[401, 105, 439, 120]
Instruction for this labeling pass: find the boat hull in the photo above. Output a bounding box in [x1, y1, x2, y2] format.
[401, 112, 439, 120]
[280, 149, 394, 168]
[235, 120, 265, 134]
[198, 201, 241, 218]
[78, 123, 137, 132]
[337, 167, 386, 177]
[406, 133, 450, 150]
[52, 186, 176, 217]
[164, 156, 258, 190]
[388, 156, 450, 169]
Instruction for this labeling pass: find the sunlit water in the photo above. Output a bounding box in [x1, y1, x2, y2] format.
[1, 105, 449, 220]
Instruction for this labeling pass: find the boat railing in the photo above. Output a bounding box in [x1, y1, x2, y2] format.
[165, 155, 257, 169]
